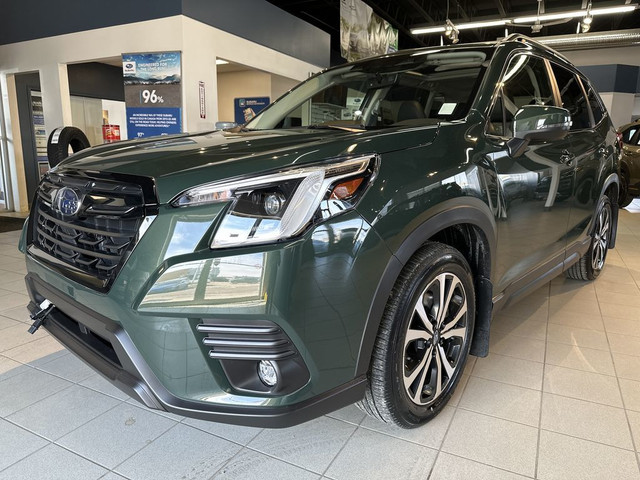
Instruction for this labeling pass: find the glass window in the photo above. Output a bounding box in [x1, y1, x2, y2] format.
[488, 54, 554, 137]
[585, 83, 606, 126]
[550, 64, 591, 130]
[245, 48, 493, 130]
[622, 126, 638, 144]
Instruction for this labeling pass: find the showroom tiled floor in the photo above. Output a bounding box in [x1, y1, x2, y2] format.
[1, 202, 640, 480]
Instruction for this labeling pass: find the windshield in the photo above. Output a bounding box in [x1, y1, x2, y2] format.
[246, 47, 493, 131]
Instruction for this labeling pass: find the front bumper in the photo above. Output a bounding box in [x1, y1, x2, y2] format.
[23, 208, 391, 427]
[26, 273, 367, 428]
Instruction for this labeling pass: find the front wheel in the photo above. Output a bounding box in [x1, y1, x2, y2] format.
[358, 242, 475, 428]
[566, 196, 612, 281]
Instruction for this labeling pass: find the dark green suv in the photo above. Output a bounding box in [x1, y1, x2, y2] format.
[20, 35, 620, 428]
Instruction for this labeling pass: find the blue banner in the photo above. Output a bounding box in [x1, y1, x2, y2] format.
[126, 107, 182, 139]
[234, 97, 270, 124]
[122, 52, 182, 138]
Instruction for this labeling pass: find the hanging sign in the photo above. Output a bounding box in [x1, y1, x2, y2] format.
[122, 52, 182, 139]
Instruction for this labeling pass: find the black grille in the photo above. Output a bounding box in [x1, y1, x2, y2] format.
[196, 320, 297, 360]
[31, 173, 146, 291]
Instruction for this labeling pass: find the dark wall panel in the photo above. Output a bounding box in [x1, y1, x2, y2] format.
[67, 63, 124, 102]
[0, 0, 181, 45]
[180, 0, 330, 67]
[580, 64, 640, 94]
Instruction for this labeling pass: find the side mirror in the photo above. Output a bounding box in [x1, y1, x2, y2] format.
[507, 105, 571, 157]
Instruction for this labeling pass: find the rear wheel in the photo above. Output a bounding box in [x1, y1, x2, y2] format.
[619, 170, 633, 208]
[566, 196, 612, 281]
[358, 242, 474, 428]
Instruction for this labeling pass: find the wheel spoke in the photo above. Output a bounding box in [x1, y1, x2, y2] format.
[404, 347, 433, 403]
[434, 349, 443, 399]
[414, 300, 434, 334]
[438, 345, 455, 379]
[404, 328, 430, 349]
[442, 326, 467, 340]
[436, 274, 460, 328]
[441, 301, 467, 335]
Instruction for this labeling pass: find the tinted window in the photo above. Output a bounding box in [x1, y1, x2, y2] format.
[585, 84, 606, 125]
[488, 54, 554, 137]
[622, 126, 638, 144]
[550, 64, 591, 130]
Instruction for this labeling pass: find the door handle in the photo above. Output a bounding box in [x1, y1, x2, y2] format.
[560, 150, 575, 167]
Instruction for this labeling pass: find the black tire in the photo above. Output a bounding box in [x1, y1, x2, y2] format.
[358, 242, 475, 428]
[47, 126, 90, 168]
[619, 169, 633, 208]
[566, 196, 612, 281]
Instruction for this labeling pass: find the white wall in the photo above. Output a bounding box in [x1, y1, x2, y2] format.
[563, 46, 640, 67]
[599, 93, 636, 129]
[0, 15, 323, 212]
[271, 74, 299, 102]
[217, 70, 272, 123]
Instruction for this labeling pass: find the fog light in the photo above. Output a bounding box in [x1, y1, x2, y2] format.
[258, 360, 278, 387]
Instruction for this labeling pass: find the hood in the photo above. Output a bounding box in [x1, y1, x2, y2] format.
[55, 126, 439, 204]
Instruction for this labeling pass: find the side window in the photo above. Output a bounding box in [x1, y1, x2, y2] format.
[585, 83, 606, 126]
[488, 54, 554, 137]
[550, 64, 591, 130]
[622, 126, 638, 144]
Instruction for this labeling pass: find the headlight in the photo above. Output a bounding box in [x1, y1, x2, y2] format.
[171, 155, 377, 248]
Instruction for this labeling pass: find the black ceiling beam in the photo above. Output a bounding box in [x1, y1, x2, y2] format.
[494, 0, 507, 17]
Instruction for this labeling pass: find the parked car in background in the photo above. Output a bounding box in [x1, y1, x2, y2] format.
[21, 35, 620, 429]
[618, 119, 640, 207]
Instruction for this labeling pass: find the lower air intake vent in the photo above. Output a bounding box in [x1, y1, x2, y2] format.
[196, 320, 296, 360]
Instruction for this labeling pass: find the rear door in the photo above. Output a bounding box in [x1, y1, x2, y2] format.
[549, 64, 613, 249]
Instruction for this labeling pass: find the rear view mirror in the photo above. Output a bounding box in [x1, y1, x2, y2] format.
[507, 105, 571, 157]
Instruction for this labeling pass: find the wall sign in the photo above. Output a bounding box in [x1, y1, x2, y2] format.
[30, 91, 49, 178]
[234, 97, 270, 125]
[199, 81, 206, 119]
[122, 52, 182, 139]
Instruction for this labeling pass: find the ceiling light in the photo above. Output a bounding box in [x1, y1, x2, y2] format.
[514, 5, 635, 24]
[215, 59, 229, 65]
[412, 19, 509, 35]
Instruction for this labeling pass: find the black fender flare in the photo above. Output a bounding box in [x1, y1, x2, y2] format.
[591, 172, 619, 248]
[355, 197, 497, 376]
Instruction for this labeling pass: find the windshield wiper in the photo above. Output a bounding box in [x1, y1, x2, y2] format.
[306, 124, 367, 132]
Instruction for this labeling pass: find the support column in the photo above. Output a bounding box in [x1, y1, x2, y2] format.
[181, 19, 219, 132]
[39, 63, 73, 137]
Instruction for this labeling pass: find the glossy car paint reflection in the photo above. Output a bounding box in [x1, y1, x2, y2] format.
[21, 37, 619, 427]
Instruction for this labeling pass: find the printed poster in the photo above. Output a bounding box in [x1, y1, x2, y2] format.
[234, 97, 270, 125]
[122, 52, 182, 139]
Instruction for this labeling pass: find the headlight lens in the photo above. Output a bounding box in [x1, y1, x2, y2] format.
[171, 155, 377, 248]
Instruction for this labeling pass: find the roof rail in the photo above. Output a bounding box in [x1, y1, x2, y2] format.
[496, 33, 572, 62]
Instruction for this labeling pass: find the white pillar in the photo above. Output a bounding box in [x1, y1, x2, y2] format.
[2, 73, 29, 213]
[40, 63, 73, 136]
[599, 92, 635, 129]
[181, 24, 219, 132]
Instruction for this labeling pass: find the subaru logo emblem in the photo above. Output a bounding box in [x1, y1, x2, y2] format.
[56, 187, 81, 216]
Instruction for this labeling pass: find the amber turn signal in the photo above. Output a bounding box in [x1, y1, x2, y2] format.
[330, 177, 364, 200]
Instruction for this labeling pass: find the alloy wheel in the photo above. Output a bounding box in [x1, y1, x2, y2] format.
[592, 204, 611, 271]
[403, 272, 468, 406]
